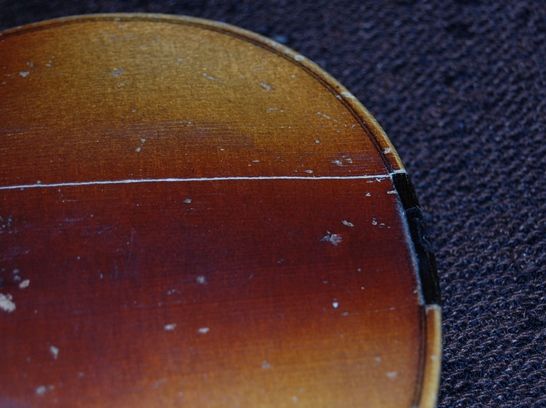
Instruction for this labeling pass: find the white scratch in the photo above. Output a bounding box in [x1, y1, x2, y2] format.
[197, 327, 210, 334]
[0, 174, 393, 191]
[0, 293, 16, 313]
[341, 220, 354, 228]
[164, 323, 177, 331]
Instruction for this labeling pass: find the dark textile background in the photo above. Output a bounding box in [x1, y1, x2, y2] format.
[1, 1, 544, 407]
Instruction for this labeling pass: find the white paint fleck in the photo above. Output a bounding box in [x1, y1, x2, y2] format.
[332, 300, 340, 309]
[196, 275, 207, 285]
[387, 190, 397, 195]
[316, 111, 332, 120]
[183, 198, 192, 204]
[375, 356, 382, 365]
[261, 360, 272, 369]
[304, 169, 314, 174]
[202, 72, 216, 81]
[383, 147, 392, 154]
[19, 71, 30, 78]
[164, 323, 177, 331]
[135, 147, 142, 153]
[19, 279, 30, 289]
[259, 81, 272, 91]
[357, 267, 363, 272]
[371, 218, 378, 226]
[35, 385, 54, 396]
[321, 232, 343, 246]
[49, 345, 59, 360]
[0, 293, 15, 313]
[111, 68, 124, 78]
[294, 54, 305, 62]
[332, 159, 343, 166]
[341, 220, 354, 228]
[197, 327, 210, 334]
[341, 91, 356, 100]
[314, 139, 321, 144]
[252, 159, 261, 163]
[386, 371, 398, 380]
[365, 192, 372, 197]
[341, 311, 350, 317]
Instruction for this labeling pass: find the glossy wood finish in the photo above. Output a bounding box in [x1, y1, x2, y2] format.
[0, 14, 440, 407]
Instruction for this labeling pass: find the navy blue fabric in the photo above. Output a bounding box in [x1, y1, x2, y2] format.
[1, 1, 544, 406]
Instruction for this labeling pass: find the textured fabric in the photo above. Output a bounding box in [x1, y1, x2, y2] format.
[1, 1, 544, 406]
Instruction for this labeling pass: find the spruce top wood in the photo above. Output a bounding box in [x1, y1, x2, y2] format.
[0, 14, 441, 408]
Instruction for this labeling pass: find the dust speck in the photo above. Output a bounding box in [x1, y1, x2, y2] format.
[341, 220, 354, 228]
[183, 198, 192, 204]
[196, 275, 207, 285]
[332, 300, 340, 309]
[261, 360, 272, 369]
[197, 327, 210, 334]
[164, 323, 177, 331]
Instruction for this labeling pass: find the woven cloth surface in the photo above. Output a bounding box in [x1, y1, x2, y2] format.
[1, 1, 544, 407]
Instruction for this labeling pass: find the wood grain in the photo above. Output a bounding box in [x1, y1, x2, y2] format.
[0, 14, 440, 408]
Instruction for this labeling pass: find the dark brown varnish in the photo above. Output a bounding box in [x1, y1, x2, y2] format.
[0, 14, 441, 408]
